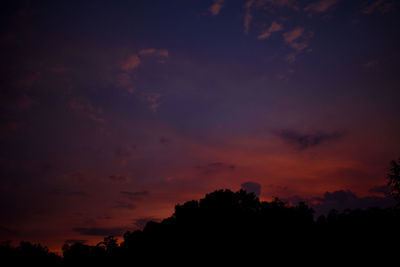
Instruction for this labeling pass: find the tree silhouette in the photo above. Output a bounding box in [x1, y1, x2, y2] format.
[2, 186, 400, 265]
[387, 158, 400, 202]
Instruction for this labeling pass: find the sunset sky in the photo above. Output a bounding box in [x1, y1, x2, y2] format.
[1, 0, 400, 252]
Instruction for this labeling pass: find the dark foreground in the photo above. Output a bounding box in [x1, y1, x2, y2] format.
[1, 189, 399, 265]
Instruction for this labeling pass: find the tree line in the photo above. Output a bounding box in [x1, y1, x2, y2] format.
[1, 158, 400, 265]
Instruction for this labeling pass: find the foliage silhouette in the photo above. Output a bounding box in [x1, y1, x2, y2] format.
[2, 187, 400, 265]
[387, 158, 400, 202]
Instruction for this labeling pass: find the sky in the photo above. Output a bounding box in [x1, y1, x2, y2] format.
[1, 0, 400, 253]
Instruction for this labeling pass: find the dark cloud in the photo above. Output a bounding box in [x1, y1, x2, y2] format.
[196, 162, 235, 175]
[241, 182, 261, 197]
[113, 201, 137, 210]
[160, 137, 170, 145]
[134, 217, 161, 229]
[369, 185, 390, 195]
[362, 0, 395, 14]
[120, 191, 149, 201]
[115, 146, 135, 158]
[64, 239, 87, 244]
[284, 189, 396, 216]
[0, 119, 24, 139]
[66, 191, 90, 197]
[0, 91, 37, 112]
[274, 129, 342, 150]
[114, 190, 150, 209]
[0, 225, 19, 237]
[72, 227, 126, 237]
[108, 175, 131, 184]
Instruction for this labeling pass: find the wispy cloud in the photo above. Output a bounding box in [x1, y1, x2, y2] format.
[284, 189, 396, 216]
[257, 21, 284, 39]
[115, 73, 135, 93]
[362, 0, 395, 14]
[138, 48, 169, 58]
[283, 26, 304, 43]
[196, 162, 236, 175]
[120, 190, 150, 201]
[274, 129, 342, 150]
[68, 99, 105, 124]
[304, 0, 340, 13]
[134, 217, 161, 229]
[121, 54, 141, 71]
[1, 92, 37, 112]
[72, 227, 126, 236]
[241, 182, 262, 197]
[108, 175, 132, 185]
[146, 93, 162, 112]
[209, 0, 225, 16]
[282, 27, 313, 62]
[243, 0, 255, 34]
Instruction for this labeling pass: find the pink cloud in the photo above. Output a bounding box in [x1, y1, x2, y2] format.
[68, 99, 105, 124]
[257, 21, 283, 40]
[361, 0, 394, 14]
[243, 0, 254, 34]
[138, 48, 169, 58]
[283, 27, 304, 43]
[146, 93, 161, 113]
[304, 0, 339, 13]
[115, 73, 135, 93]
[209, 0, 225, 16]
[121, 54, 141, 71]
[7, 93, 37, 112]
[282, 27, 313, 62]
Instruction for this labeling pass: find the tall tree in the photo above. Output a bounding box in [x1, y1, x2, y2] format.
[387, 158, 400, 202]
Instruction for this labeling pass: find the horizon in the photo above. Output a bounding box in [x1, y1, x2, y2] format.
[1, 0, 400, 252]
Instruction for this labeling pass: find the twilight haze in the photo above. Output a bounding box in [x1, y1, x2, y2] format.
[1, 0, 399, 252]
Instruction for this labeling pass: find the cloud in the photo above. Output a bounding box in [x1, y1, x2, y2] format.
[57, 171, 94, 183]
[114, 191, 149, 210]
[257, 21, 283, 39]
[160, 137, 170, 145]
[115, 146, 135, 158]
[369, 185, 390, 195]
[0, 225, 19, 237]
[120, 190, 150, 201]
[255, 0, 299, 10]
[134, 217, 162, 229]
[121, 54, 141, 71]
[274, 129, 341, 150]
[304, 0, 339, 13]
[115, 73, 135, 93]
[64, 239, 88, 244]
[72, 227, 126, 236]
[0, 88, 38, 112]
[209, 0, 225, 16]
[114, 145, 136, 166]
[244, 0, 297, 34]
[68, 99, 105, 124]
[108, 175, 132, 185]
[283, 27, 304, 43]
[196, 162, 236, 175]
[113, 201, 137, 210]
[65, 191, 90, 197]
[0, 120, 24, 139]
[361, 0, 395, 14]
[282, 27, 313, 62]
[241, 182, 262, 197]
[243, 0, 254, 34]
[363, 60, 379, 68]
[284, 189, 396, 216]
[146, 93, 161, 112]
[138, 48, 169, 58]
